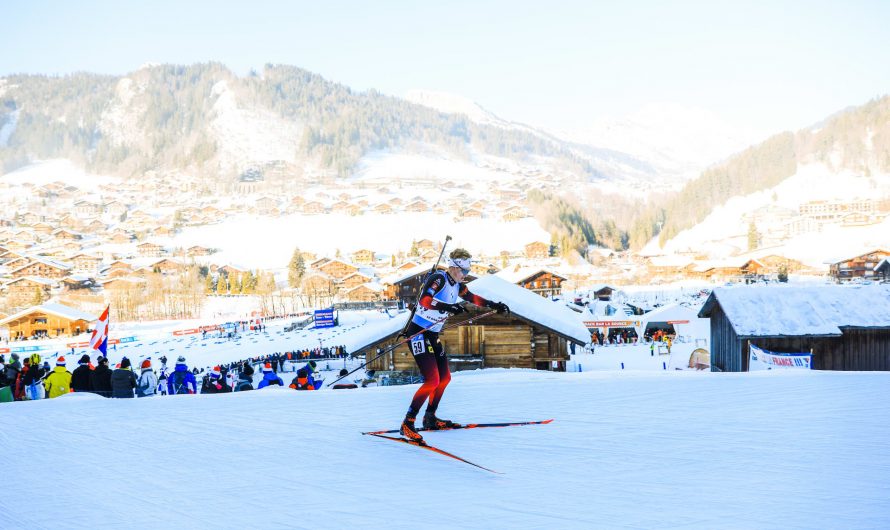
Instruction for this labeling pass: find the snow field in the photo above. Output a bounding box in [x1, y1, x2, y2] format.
[3, 369, 889, 529]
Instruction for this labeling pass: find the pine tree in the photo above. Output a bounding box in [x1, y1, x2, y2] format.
[216, 274, 227, 294]
[747, 222, 761, 251]
[204, 274, 214, 293]
[409, 240, 419, 257]
[288, 247, 305, 288]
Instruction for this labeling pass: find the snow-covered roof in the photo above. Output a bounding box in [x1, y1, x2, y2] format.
[496, 265, 565, 284]
[0, 303, 97, 326]
[468, 275, 590, 344]
[638, 303, 701, 324]
[699, 285, 890, 337]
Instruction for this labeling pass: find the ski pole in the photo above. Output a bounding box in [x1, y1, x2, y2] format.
[326, 308, 497, 387]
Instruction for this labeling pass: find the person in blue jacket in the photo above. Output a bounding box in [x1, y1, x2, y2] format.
[257, 362, 284, 389]
[167, 356, 198, 395]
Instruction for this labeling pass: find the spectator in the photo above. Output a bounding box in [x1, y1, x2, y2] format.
[90, 356, 114, 398]
[157, 358, 169, 396]
[289, 368, 315, 390]
[234, 361, 254, 392]
[44, 356, 72, 399]
[3, 353, 21, 397]
[136, 358, 158, 398]
[111, 357, 138, 398]
[168, 356, 197, 395]
[299, 361, 318, 388]
[257, 363, 284, 389]
[23, 354, 47, 400]
[71, 354, 93, 393]
[331, 368, 357, 390]
[202, 366, 231, 394]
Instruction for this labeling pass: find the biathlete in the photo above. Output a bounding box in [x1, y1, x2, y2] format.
[400, 248, 510, 442]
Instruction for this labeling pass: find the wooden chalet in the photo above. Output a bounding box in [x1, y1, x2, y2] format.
[829, 249, 890, 282]
[0, 302, 95, 340]
[699, 286, 890, 371]
[458, 208, 483, 219]
[363, 276, 589, 373]
[875, 258, 890, 281]
[524, 241, 549, 259]
[101, 277, 147, 291]
[3, 276, 55, 307]
[340, 272, 373, 290]
[498, 266, 566, 297]
[137, 242, 165, 257]
[68, 253, 103, 273]
[187, 245, 212, 257]
[10, 258, 72, 279]
[351, 249, 376, 265]
[317, 259, 358, 281]
[302, 201, 326, 214]
[342, 283, 383, 302]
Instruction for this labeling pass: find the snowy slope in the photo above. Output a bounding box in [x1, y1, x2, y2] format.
[646, 163, 890, 264]
[3, 369, 889, 529]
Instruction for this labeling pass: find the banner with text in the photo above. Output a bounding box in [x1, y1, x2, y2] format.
[314, 309, 336, 329]
[749, 344, 812, 371]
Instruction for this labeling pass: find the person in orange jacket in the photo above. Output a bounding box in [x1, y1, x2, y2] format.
[289, 368, 315, 390]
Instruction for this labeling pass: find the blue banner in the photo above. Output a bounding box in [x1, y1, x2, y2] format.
[11, 345, 51, 353]
[314, 309, 336, 329]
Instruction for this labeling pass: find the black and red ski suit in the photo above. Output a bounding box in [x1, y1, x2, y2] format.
[404, 270, 491, 419]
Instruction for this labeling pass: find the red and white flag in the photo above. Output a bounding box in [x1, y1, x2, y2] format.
[90, 305, 110, 356]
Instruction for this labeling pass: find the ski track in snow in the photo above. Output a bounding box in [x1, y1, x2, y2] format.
[2, 370, 889, 529]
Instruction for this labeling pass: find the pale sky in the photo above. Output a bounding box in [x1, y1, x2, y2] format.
[4, 0, 889, 137]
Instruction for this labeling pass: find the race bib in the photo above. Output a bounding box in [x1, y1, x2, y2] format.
[410, 335, 426, 356]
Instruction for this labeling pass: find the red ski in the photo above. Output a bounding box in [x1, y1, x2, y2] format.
[362, 419, 553, 436]
[365, 432, 502, 474]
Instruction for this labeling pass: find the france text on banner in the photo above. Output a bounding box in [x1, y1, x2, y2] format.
[749, 344, 812, 371]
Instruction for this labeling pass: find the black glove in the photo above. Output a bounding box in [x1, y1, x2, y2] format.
[488, 301, 510, 315]
[437, 303, 466, 315]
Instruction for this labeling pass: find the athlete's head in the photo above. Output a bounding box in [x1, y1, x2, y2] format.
[447, 248, 472, 280]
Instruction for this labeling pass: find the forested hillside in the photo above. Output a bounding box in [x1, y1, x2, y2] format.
[0, 63, 595, 178]
[654, 95, 890, 247]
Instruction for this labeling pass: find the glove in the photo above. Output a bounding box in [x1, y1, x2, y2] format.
[489, 301, 510, 315]
[437, 303, 466, 315]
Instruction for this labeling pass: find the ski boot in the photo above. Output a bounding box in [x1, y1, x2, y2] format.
[423, 410, 459, 430]
[400, 416, 424, 443]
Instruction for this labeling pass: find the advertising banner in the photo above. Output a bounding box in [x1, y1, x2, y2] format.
[749, 344, 812, 370]
[314, 309, 336, 329]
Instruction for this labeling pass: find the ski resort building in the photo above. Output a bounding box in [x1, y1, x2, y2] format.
[0, 303, 95, 340]
[362, 276, 589, 373]
[699, 285, 890, 371]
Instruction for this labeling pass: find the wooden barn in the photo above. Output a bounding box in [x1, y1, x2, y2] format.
[361, 275, 589, 373]
[699, 285, 890, 371]
[0, 302, 96, 340]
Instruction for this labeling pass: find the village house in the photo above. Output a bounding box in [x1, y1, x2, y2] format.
[51, 228, 83, 241]
[137, 242, 166, 258]
[68, 253, 103, 274]
[3, 276, 55, 308]
[458, 208, 483, 220]
[524, 241, 549, 259]
[339, 271, 373, 291]
[405, 200, 429, 213]
[74, 200, 102, 217]
[497, 266, 566, 298]
[316, 259, 359, 281]
[10, 257, 72, 280]
[187, 245, 212, 257]
[342, 283, 384, 303]
[302, 201, 326, 215]
[0, 302, 96, 340]
[100, 276, 147, 291]
[829, 249, 890, 282]
[373, 203, 394, 214]
[351, 249, 376, 265]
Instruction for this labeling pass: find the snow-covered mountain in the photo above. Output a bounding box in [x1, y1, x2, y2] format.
[404, 89, 504, 127]
[560, 102, 763, 182]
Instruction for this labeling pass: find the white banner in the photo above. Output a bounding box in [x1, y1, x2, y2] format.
[749, 344, 812, 371]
